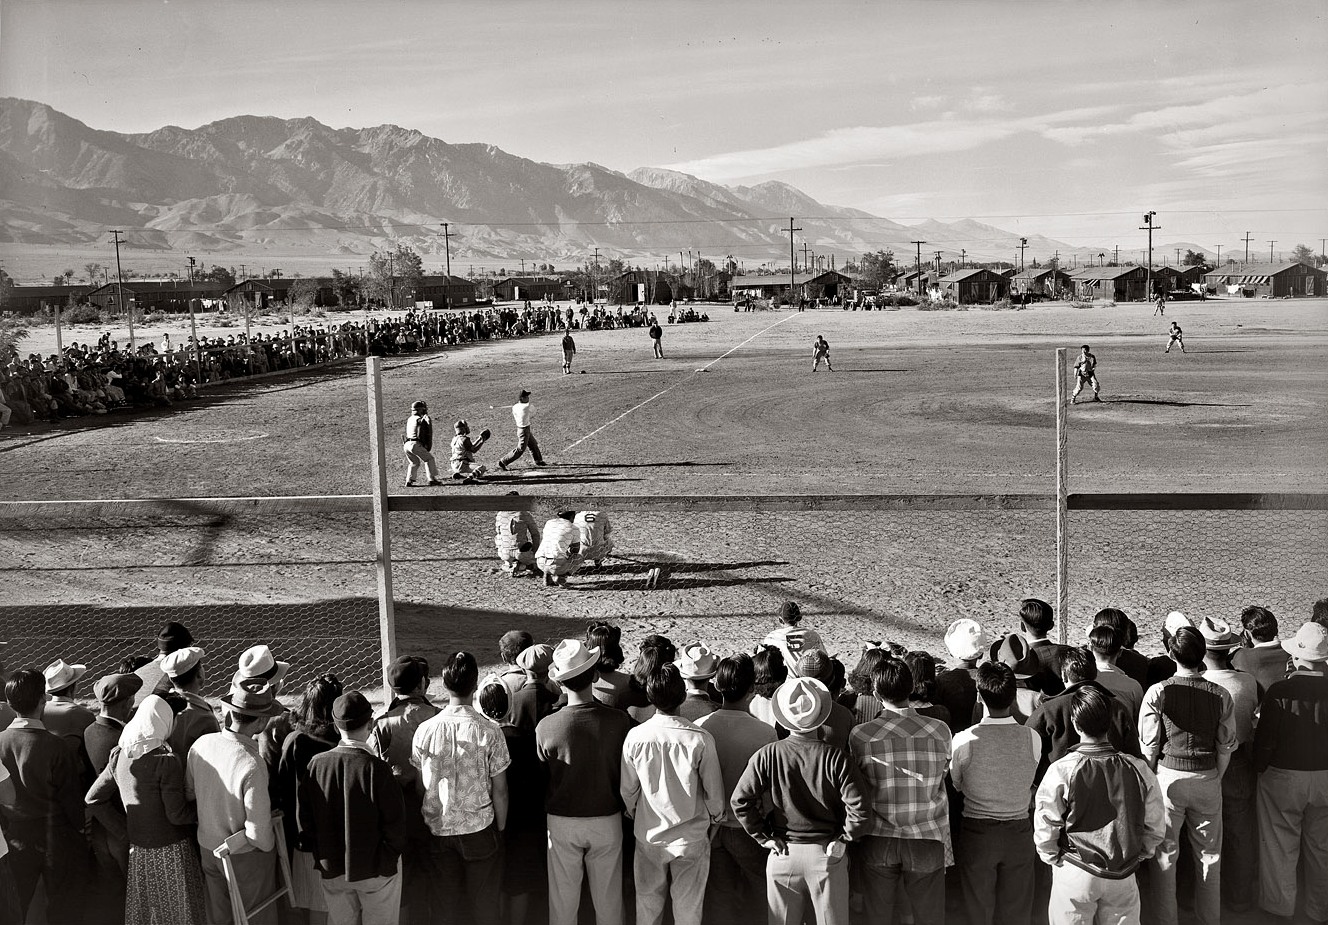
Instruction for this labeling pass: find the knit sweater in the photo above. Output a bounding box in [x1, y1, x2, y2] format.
[950, 717, 1041, 820]
[536, 701, 635, 817]
[86, 745, 197, 848]
[731, 734, 870, 844]
[1138, 673, 1237, 772]
[0, 722, 85, 832]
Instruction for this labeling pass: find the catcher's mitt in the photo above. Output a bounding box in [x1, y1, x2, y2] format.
[479, 428, 492, 441]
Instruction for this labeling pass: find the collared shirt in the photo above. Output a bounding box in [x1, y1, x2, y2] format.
[620, 713, 725, 849]
[411, 704, 510, 837]
[7, 718, 45, 731]
[1095, 665, 1144, 719]
[1202, 668, 1260, 746]
[512, 401, 533, 428]
[849, 705, 953, 862]
[337, 737, 376, 754]
[186, 729, 275, 853]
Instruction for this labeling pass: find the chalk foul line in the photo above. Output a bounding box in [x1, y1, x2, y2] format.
[562, 313, 799, 454]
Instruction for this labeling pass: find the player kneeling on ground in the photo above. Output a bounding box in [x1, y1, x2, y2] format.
[495, 495, 542, 577]
[574, 510, 614, 567]
[450, 420, 492, 484]
[537, 511, 585, 588]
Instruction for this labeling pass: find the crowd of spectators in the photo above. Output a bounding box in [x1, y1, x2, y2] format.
[0, 596, 1325, 925]
[0, 300, 705, 431]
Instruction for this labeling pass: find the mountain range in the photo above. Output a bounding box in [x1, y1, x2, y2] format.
[0, 97, 1136, 270]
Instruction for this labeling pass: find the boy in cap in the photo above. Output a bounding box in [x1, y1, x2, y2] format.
[677, 643, 720, 722]
[761, 602, 827, 675]
[403, 399, 444, 487]
[497, 389, 547, 470]
[536, 639, 636, 925]
[510, 644, 558, 733]
[187, 676, 285, 925]
[84, 673, 143, 774]
[620, 664, 725, 925]
[537, 511, 585, 587]
[1034, 686, 1165, 925]
[162, 646, 218, 758]
[0, 668, 90, 925]
[936, 618, 986, 734]
[849, 658, 953, 925]
[300, 691, 408, 925]
[449, 419, 491, 484]
[949, 662, 1042, 925]
[1253, 621, 1328, 921]
[369, 656, 437, 925]
[732, 676, 869, 925]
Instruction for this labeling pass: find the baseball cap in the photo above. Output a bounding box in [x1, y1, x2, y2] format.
[332, 692, 374, 727]
[387, 656, 428, 693]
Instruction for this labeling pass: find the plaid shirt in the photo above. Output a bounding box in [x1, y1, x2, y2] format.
[850, 706, 953, 864]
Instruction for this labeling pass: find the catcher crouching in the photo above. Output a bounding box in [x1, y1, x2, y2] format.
[450, 420, 492, 483]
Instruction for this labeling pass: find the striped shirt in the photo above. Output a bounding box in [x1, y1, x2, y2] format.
[850, 706, 953, 863]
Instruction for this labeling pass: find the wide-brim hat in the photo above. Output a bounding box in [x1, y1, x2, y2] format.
[1283, 622, 1328, 663]
[236, 645, 291, 687]
[161, 646, 206, 679]
[548, 639, 600, 682]
[678, 643, 720, 680]
[772, 677, 833, 732]
[990, 634, 1038, 680]
[220, 677, 285, 717]
[1198, 616, 1241, 651]
[1165, 611, 1194, 635]
[945, 618, 987, 661]
[44, 659, 88, 693]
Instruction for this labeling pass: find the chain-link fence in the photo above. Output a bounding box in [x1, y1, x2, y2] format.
[0, 508, 381, 695]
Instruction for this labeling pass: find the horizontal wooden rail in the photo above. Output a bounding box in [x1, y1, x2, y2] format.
[1, 492, 1324, 519]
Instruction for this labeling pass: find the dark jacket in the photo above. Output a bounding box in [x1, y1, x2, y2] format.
[1027, 639, 1073, 695]
[0, 723, 86, 835]
[299, 744, 408, 883]
[86, 745, 196, 848]
[1026, 681, 1141, 782]
[1253, 671, 1328, 773]
[83, 715, 126, 775]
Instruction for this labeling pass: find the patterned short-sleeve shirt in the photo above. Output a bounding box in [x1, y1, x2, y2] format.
[411, 704, 511, 836]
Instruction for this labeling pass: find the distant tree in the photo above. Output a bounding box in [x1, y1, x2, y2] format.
[605, 258, 626, 278]
[1293, 243, 1315, 266]
[368, 245, 423, 309]
[287, 278, 319, 314]
[82, 262, 104, 284]
[203, 265, 236, 287]
[1183, 249, 1207, 267]
[0, 317, 27, 362]
[60, 269, 76, 285]
[331, 268, 362, 308]
[0, 270, 13, 312]
[855, 250, 897, 290]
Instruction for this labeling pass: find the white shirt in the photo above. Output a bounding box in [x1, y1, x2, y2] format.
[512, 401, 533, 428]
[620, 714, 725, 849]
[537, 518, 580, 562]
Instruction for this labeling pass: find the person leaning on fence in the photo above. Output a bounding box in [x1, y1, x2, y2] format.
[949, 662, 1041, 925]
[620, 663, 725, 925]
[187, 675, 284, 925]
[299, 691, 408, 925]
[695, 653, 778, 925]
[1252, 621, 1328, 922]
[403, 400, 444, 487]
[1033, 686, 1165, 925]
[410, 651, 510, 925]
[849, 657, 953, 925]
[1138, 625, 1237, 925]
[86, 693, 207, 925]
[0, 668, 90, 925]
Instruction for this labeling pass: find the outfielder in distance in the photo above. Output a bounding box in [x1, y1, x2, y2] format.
[1071, 344, 1102, 404]
[1165, 322, 1186, 354]
[812, 335, 834, 372]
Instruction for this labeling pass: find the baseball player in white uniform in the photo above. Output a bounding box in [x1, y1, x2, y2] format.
[495, 494, 542, 576]
[536, 511, 584, 587]
[574, 511, 614, 567]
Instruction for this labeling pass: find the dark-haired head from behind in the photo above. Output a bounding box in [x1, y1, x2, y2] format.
[976, 662, 1017, 712]
[477, 681, 509, 721]
[442, 651, 479, 697]
[1093, 608, 1129, 636]
[752, 647, 788, 698]
[904, 651, 938, 704]
[6, 669, 46, 716]
[1020, 598, 1055, 637]
[1060, 646, 1097, 685]
[586, 621, 625, 671]
[499, 631, 533, 666]
[646, 664, 686, 715]
[1314, 598, 1328, 628]
[1240, 605, 1278, 643]
[298, 674, 344, 739]
[632, 635, 677, 689]
[848, 648, 892, 696]
[1070, 686, 1112, 740]
[1087, 625, 1122, 658]
[1168, 626, 1206, 670]
[872, 658, 913, 707]
[713, 654, 755, 704]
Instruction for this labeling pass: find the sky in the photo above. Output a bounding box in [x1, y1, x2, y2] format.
[1, 0, 1325, 249]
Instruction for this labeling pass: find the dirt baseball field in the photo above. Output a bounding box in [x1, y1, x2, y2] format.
[4, 298, 1327, 687]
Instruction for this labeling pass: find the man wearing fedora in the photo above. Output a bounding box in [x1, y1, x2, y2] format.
[0, 668, 89, 925]
[1252, 621, 1328, 922]
[162, 646, 219, 759]
[620, 664, 724, 925]
[849, 658, 953, 925]
[1198, 615, 1260, 912]
[134, 620, 196, 705]
[187, 675, 285, 925]
[731, 676, 869, 925]
[300, 691, 408, 925]
[536, 639, 636, 925]
[42, 658, 96, 764]
[677, 644, 720, 723]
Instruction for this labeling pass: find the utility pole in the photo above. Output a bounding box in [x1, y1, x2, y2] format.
[959, 249, 966, 270]
[801, 243, 810, 273]
[933, 251, 943, 275]
[438, 223, 452, 278]
[592, 247, 602, 304]
[187, 256, 196, 284]
[1216, 244, 1222, 267]
[1268, 241, 1277, 262]
[185, 256, 200, 379]
[1019, 237, 1028, 272]
[520, 258, 525, 275]
[110, 230, 133, 350]
[1243, 231, 1253, 265]
[786, 218, 803, 305]
[1113, 244, 1119, 266]
[910, 240, 927, 297]
[239, 264, 247, 281]
[1139, 211, 1160, 299]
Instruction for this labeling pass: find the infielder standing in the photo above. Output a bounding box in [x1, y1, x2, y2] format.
[403, 400, 443, 487]
[1165, 322, 1185, 354]
[561, 329, 576, 375]
[1071, 344, 1102, 404]
[498, 389, 547, 470]
[812, 335, 833, 372]
[649, 318, 664, 358]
